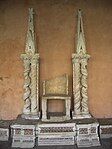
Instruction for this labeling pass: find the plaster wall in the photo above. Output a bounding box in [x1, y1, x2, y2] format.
[0, 0, 112, 119]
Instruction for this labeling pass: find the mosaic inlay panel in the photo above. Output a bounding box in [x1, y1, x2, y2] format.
[24, 129, 33, 135]
[40, 127, 74, 133]
[79, 128, 88, 134]
[15, 129, 21, 135]
[90, 127, 96, 133]
[0, 130, 7, 137]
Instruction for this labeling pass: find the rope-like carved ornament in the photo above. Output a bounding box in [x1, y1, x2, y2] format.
[81, 59, 89, 114]
[22, 56, 31, 114]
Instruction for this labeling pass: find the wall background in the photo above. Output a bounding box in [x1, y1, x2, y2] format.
[0, 0, 112, 120]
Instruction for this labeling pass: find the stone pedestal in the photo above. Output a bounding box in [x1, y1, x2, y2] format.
[10, 117, 37, 148]
[72, 112, 91, 119]
[75, 119, 100, 148]
[98, 118, 112, 139]
[21, 113, 40, 120]
[0, 120, 13, 141]
[37, 123, 76, 146]
[11, 124, 36, 148]
[0, 128, 9, 141]
[100, 125, 112, 138]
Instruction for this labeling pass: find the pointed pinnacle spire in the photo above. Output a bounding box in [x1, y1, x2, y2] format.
[76, 9, 86, 54]
[25, 8, 36, 55]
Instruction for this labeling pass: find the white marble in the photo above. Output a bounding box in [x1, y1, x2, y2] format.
[21, 8, 40, 119]
[11, 124, 36, 148]
[37, 123, 76, 146]
[76, 122, 100, 147]
[72, 9, 91, 119]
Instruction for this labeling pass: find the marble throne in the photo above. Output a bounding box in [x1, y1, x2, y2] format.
[11, 8, 101, 148]
[42, 74, 71, 122]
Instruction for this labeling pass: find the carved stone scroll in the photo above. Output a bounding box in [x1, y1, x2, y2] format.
[72, 10, 91, 119]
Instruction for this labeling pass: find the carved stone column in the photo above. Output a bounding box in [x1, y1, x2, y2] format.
[21, 54, 31, 115]
[30, 54, 39, 115]
[73, 58, 81, 115]
[72, 9, 91, 119]
[81, 58, 89, 115]
[21, 8, 40, 119]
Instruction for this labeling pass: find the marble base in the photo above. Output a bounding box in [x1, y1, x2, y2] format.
[0, 128, 9, 141]
[11, 136, 35, 148]
[76, 122, 100, 148]
[100, 125, 112, 138]
[42, 115, 70, 122]
[37, 123, 76, 146]
[11, 124, 36, 148]
[38, 136, 75, 146]
[0, 118, 112, 147]
[72, 112, 91, 119]
[21, 113, 40, 120]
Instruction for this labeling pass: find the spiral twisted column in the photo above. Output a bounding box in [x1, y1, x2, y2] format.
[74, 61, 81, 115]
[21, 54, 31, 115]
[36, 56, 39, 114]
[72, 54, 81, 118]
[81, 58, 89, 115]
[30, 54, 39, 115]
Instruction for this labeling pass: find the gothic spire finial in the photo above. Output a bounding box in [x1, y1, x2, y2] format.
[76, 9, 86, 54]
[25, 8, 36, 55]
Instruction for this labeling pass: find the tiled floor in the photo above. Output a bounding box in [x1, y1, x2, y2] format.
[0, 138, 112, 149]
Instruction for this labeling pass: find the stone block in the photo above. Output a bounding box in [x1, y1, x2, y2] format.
[0, 128, 9, 141]
[76, 122, 100, 147]
[100, 125, 112, 138]
[36, 123, 76, 146]
[11, 124, 36, 148]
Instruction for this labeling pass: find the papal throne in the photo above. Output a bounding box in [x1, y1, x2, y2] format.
[41, 74, 71, 122]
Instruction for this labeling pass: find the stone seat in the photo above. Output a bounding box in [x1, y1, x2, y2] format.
[41, 74, 71, 122]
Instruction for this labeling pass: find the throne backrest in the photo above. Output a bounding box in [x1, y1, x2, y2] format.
[43, 74, 69, 95]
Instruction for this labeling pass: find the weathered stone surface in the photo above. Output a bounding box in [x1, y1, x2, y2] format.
[72, 10, 91, 119]
[21, 8, 40, 119]
[42, 95, 71, 122]
[43, 74, 68, 95]
[37, 123, 76, 146]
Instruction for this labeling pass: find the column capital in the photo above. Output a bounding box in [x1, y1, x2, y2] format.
[72, 53, 90, 63]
